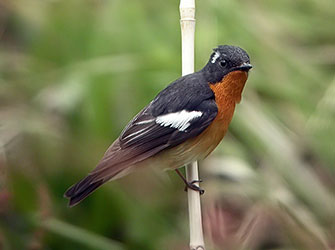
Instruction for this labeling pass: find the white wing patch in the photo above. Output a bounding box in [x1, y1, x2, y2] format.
[211, 51, 220, 63]
[156, 110, 203, 132]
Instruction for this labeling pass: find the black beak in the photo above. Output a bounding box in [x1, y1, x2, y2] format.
[236, 62, 253, 72]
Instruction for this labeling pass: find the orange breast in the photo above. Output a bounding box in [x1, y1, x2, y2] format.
[200, 70, 248, 150]
[178, 70, 249, 159]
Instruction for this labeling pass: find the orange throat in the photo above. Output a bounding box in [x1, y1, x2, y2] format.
[209, 70, 248, 125]
[210, 70, 248, 105]
[186, 70, 249, 158]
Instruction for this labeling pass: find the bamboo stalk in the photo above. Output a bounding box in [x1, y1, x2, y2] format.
[179, 1, 205, 249]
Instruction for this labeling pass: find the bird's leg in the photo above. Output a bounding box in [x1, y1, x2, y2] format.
[175, 169, 205, 195]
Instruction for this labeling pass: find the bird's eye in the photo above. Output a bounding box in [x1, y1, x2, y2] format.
[219, 60, 227, 68]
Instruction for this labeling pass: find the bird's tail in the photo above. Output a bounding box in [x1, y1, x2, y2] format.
[64, 161, 133, 207]
[64, 173, 106, 207]
[65, 140, 140, 206]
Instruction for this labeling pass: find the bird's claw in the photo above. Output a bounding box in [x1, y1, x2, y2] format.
[184, 179, 205, 195]
[191, 179, 202, 184]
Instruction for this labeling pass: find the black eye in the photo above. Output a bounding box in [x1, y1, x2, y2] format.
[219, 60, 227, 67]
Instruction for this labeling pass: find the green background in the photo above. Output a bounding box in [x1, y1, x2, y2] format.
[0, 0, 334, 249]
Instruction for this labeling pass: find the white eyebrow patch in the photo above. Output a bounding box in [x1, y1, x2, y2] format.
[156, 110, 202, 132]
[211, 51, 220, 63]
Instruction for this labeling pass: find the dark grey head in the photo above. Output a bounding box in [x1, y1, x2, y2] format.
[202, 45, 252, 83]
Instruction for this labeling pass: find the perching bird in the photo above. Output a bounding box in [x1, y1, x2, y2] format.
[65, 45, 252, 207]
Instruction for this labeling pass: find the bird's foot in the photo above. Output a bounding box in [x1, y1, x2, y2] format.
[175, 169, 205, 195]
[184, 179, 205, 195]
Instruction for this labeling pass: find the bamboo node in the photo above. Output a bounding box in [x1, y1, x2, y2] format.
[191, 246, 205, 250]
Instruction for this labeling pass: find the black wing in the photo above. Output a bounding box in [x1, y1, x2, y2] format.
[120, 100, 217, 149]
[118, 72, 217, 155]
[96, 72, 217, 169]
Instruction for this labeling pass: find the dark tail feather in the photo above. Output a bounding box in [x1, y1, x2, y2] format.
[64, 174, 105, 207]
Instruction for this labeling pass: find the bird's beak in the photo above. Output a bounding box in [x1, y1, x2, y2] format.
[236, 62, 253, 72]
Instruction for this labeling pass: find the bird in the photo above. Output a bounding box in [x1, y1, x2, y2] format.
[64, 45, 252, 207]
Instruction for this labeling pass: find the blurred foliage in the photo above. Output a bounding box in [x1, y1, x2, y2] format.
[0, 0, 334, 249]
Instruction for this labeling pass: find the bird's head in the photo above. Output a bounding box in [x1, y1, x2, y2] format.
[203, 45, 252, 83]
